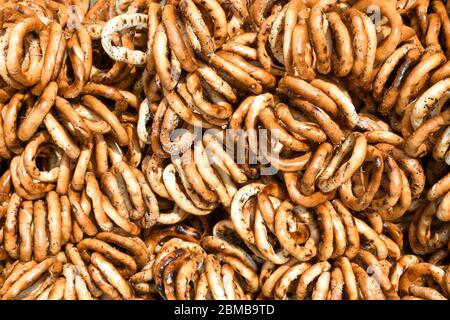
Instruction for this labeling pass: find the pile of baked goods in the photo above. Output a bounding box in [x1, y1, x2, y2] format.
[0, 0, 449, 300]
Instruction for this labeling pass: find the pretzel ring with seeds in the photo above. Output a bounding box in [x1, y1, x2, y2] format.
[427, 170, 450, 201]
[288, 99, 344, 145]
[415, 201, 450, 249]
[0, 103, 12, 159]
[410, 77, 450, 129]
[101, 13, 148, 65]
[341, 8, 368, 82]
[165, 90, 222, 130]
[54, 97, 92, 141]
[398, 262, 447, 298]
[90, 252, 134, 299]
[137, 98, 152, 144]
[202, 235, 258, 271]
[18, 200, 33, 262]
[295, 261, 332, 300]
[279, 76, 338, 117]
[179, 149, 219, 204]
[101, 169, 133, 219]
[432, 125, 450, 164]
[161, 5, 197, 73]
[274, 103, 327, 143]
[329, 11, 354, 77]
[193, 62, 236, 104]
[245, 94, 312, 172]
[308, 0, 336, 74]
[6, 17, 46, 87]
[257, 6, 286, 77]
[145, 224, 202, 257]
[432, 0, 450, 56]
[339, 146, 384, 211]
[253, 197, 292, 264]
[143, 154, 171, 199]
[44, 112, 81, 160]
[68, 189, 98, 237]
[352, 262, 386, 300]
[57, 34, 86, 99]
[291, 15, 316, 80]
[17, 82, 58, 142]
[274, 201, 320, 262]
[355, 249, 400, 299]
[88, 263, 122, 300]
[81, 95, 128, 146]
[312, 203, 336, 261]
[222, 33, 255, 60]
[276, 0, 301, 70]
[270, 261, 311, 299]
[154, 238, 205, 296]
[179, 0, 214, 60]
[372, 43, 420, 114]
[357, 9, 377, 89]
[192, 137, 234, 207]
[81, 82, 128, 116]
[175, 255, 204, 300]
[0, 29, 25, 90]
[84, 172, 113, 232]
[96, 232, 149, 269]
[171, 155, 219, 212]
[284, 170, 335, 208]
[72, 103, 112, 134]
[4, 193, 22, 260]
[370, 155, 402, 210]
[258, 107, 310, 152]
[353, 0, 403, 63]
[354, 217, 388, 260]
[405, 110, 450, 158]
[21, 131, 61, 183]
[10, 156, 47, 200]
[222, 255, 259, 294]
[90, 37, 128, 83]
[32, 200, 50, 262]
[186, 72, 233, 120]
[65, 243, 102, 297]
[77, 239, 137, 278]
[203, 131, 247, 183]
[158, 110, 193, 156]
[375, 143, 426, 199]
[378, 169, 412, 221]
[218, 50, 276, 89]
[114, 161, 145, 218]
[163, 89, 215, 128]
[1, 257, 62, 300]
[131, 167, 159, 229]
[71, 141, 93, 191]
[317, 133, 368, 193]
[259, 259, 296, 298]
[407, 207, 436, 256]
[3, 92, 32, 155]
[395, 52, 447, 115]
[310, 78, 360, 129]
[31, 21, 64, 96]
[230, 183, 265, 247]
[162, 164, 213, 216]
[209, 53, 263, 95]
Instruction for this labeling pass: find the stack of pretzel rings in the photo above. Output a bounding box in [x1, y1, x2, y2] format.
[0, 0, 449, 300]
